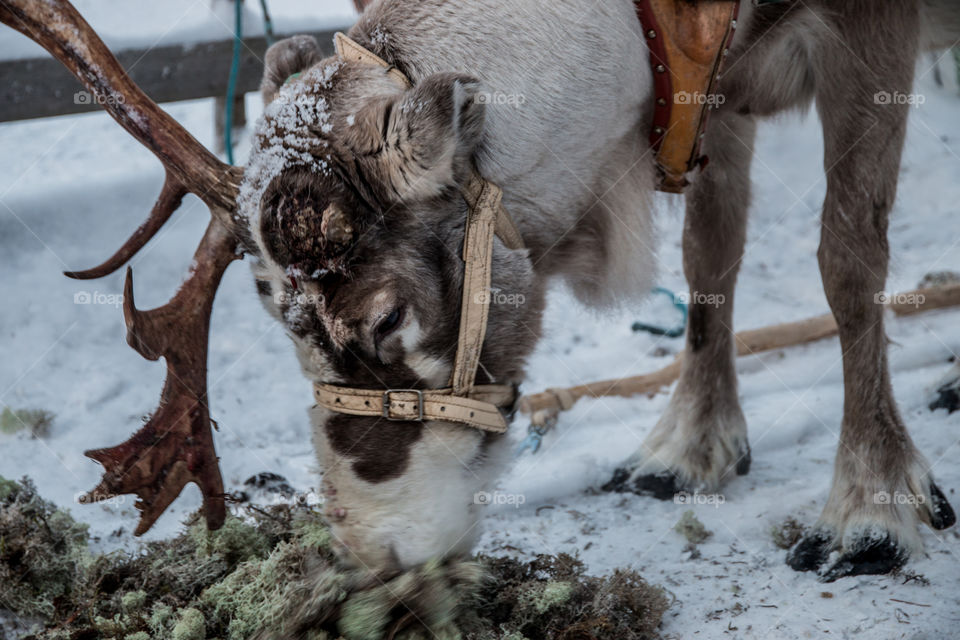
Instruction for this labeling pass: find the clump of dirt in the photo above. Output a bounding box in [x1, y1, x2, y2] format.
[770, 517, 806, 550]
[674, 510, 711, 544]
[468, 553, 668, 640]
[0, 476, 668, 640]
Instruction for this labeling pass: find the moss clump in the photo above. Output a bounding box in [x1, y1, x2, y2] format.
[771, 517, 806, 550]
[2, 478, 668, 640]
[467, 554, 668, 640]
[674, 510, 712, 544]
[0, 406, 54, 437]
[0, 476, 89, 619]
[191, 513, 270, 563]
[172, 608, 206, 640]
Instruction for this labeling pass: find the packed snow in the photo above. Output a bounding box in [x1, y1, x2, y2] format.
[1, 5, 960, 639]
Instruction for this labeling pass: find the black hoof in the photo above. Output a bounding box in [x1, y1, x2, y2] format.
[929, 379, 960, 413]
[785, 529, 832, 573]
[602, 468, 681, 500]
[817, 533, 907, 582]
[929, 483, 957, 530]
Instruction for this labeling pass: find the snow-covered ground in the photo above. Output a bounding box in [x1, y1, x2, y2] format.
[2, 4, 960, 638]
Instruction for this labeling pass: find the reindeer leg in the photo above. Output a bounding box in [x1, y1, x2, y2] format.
[605, 110, 754, 497]
[786, 4, 955, 580]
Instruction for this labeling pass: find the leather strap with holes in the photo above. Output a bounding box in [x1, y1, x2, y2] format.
[636, 0, 740, 193]
[314, 383, 514, 432]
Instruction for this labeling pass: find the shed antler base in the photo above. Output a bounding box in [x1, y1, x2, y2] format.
[0, 0, 244, 534]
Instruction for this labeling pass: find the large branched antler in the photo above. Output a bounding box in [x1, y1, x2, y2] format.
[0, 0, 245, 534]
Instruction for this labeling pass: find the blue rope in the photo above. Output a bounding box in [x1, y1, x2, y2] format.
[631, 287, 688, 338]
[224, 0, 243, 165]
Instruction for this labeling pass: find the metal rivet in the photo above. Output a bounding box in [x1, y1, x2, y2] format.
[723, 48, 729, 56]
[656, 97, 667, 106]
[647, 29, 656, 38]
[655, 64, 666, 73]
[731, 19, 737, 28]
[654, 126, 664, 135]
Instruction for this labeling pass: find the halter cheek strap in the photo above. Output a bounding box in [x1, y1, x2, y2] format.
[311, 32, 524, 434]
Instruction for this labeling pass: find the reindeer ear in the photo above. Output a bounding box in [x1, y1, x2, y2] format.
[353, 73, 486, 202]
[261, 35, 323, 104]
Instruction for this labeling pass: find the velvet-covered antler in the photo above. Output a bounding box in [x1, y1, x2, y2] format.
[0, 0, 245, 535]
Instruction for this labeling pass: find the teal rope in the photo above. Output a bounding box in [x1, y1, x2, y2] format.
[631, 287, 688, 338]
[258, 0, 276, 46]
[224, 0, 243, 165]
[954, 47, 960, 90]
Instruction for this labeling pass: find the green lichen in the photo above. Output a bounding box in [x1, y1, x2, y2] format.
[149, 602, 176, 637]
[0, 478, 668, 640]
[674, 510, 712, 544]
[0, 406, 54, 437]
[192, 515, 270, 564]
[0, 476, 89, 619]
[122, 590, 148, 613]
[532, 581, 574, 614]
[172, 608, 206, 640]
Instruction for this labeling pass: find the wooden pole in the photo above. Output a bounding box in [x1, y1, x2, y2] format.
[518, 284, 960, 417]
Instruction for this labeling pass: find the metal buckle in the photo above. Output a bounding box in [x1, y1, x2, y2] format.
[382, 389, 424, 421]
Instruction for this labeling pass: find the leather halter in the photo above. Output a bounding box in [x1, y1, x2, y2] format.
[636, 0, 740, 193]
[312, 33, 524, 434]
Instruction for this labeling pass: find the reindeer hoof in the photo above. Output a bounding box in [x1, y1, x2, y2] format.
[786, 528, 910, 581]
[602, 468, 682, 500]
[928, 483, 957, 530]
[785, 528, 832, 572]
[929, 379, 960, 413]
[819, 534, 907, 582]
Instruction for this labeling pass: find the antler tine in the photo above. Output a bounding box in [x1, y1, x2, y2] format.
[1, 0, 247, 534]
[64, 170, 187, 280]
[0, 0, 242, 274]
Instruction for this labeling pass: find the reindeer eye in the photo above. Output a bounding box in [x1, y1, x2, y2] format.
[375, 307, 405, 341]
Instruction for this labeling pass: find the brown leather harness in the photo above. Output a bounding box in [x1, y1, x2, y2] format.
[313, 2, 740, 432]
[636, 0, 740, 193]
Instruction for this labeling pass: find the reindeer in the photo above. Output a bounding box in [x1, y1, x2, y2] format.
[5, 0, 958, 583]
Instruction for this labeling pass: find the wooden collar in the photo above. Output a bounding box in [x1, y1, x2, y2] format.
[636, 0, 740, 193]
[311, 33, 523, 433]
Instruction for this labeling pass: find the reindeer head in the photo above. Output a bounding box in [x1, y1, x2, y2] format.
[241, 36, 544, 571]
[8, 0, 543, 572]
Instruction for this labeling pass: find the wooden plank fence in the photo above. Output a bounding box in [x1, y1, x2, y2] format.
[0, 29, 342, 123]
